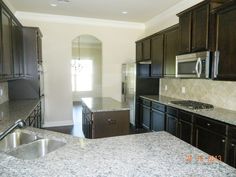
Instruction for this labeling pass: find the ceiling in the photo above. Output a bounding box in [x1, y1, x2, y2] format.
[8, 0, 182, 23]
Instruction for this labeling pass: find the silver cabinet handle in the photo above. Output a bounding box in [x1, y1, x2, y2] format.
[231, 144, 235, 147]
[222, 139, 225, 143]
[207, 123, 211, 126]
[214, 51, 220, 78]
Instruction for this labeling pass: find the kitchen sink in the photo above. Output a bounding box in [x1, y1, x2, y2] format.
[7, 139, 66, 160]
[0, 130, 39, 152]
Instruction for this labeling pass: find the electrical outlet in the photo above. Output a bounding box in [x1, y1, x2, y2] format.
[181, 87, 186, 94]
[164, 85, 168, 91]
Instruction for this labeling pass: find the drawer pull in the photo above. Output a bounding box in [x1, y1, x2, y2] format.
[222, 139, 225, 143]
[107, 118, 116, 124]
[231, 144, 235, 147]
[207, 123, 211, 126]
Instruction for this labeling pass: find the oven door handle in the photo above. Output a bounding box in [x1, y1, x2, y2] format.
[197, 58, 202, 78]
[195, 59, 200, 77]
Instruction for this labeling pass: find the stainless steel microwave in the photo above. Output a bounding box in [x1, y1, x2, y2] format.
[176, 51, 210, 78]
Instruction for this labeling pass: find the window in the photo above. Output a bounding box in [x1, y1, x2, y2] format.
[71, 59, 93, 91]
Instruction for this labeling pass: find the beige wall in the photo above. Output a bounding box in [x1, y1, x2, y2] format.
[17, 16, 144, 126]
[160, 78, 236, 111]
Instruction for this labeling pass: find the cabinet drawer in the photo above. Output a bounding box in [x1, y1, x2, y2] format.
[229, 125, 236, 139]
[196, 115, 226, 135]
[166, 106, 178, 117]
[142, 99, 151, 107]
[179, 111, 193, 123]
[152, 102, 165, 112]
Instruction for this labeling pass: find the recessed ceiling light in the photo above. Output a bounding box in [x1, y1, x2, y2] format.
[122, 11, 128, 14]
[50, 3, 57, 7]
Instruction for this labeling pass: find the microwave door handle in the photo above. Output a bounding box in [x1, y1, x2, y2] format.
[198, 58, 202, 77]
[195, 59, 199, 77]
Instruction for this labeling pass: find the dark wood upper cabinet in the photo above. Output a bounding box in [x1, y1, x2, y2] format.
[136, 41, 142, 62]
[1, 8, 13, 78]
[164, 26, 178, 77]
[178, 12, 191, 54]
[143, 38, 151, 61]
[177, 1, 224, 54]
[214, 4, 236, 80]
[151, 34, 164, 77]
[192, 4, 209, 52]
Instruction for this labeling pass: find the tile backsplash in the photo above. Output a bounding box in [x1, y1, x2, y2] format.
[0, 82, 8, 104]
[160, 78, 236, 111]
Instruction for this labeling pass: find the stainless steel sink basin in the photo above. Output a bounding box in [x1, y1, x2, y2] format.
[7, 139, 66, 160]
[0, 130, 39, 152]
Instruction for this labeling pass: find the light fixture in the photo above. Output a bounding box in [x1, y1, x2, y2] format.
[50, 3, 57, 7]
[122, 11, 128, 14]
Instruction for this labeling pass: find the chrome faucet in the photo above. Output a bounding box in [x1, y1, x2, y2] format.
[0, 119, 26, 141]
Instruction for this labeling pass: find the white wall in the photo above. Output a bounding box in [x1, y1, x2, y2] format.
[16, 13, 144, 126]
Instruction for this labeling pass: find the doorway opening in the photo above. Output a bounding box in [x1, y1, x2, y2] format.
[71, 35, 102, 136]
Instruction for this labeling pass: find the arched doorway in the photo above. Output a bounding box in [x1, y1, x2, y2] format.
[71, 35, 102, 134]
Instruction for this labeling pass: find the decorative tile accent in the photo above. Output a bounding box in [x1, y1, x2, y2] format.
[0, 82, 8, 105]
[160, 78, 236, 111]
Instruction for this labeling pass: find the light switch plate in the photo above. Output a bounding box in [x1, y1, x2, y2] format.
[181, 87, 186, 94]
[164, 85, 168, 91]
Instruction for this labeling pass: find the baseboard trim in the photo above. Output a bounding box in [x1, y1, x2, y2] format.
[42, 120, 74, 128]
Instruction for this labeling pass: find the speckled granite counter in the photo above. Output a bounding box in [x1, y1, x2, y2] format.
[81, 97, 129, 112]
[0, 128, 235, 177]
[140, 95, 236, 126]
[0, 100, 40, 132]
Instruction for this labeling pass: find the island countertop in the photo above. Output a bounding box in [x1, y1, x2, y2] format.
[0, 128, 235, 177]
[81, 97, 129, 112]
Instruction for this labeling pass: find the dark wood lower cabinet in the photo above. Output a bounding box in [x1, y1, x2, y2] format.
[228, 139, 236, 168]
[166, 114, 178, 136]
[142, 105, 151, 129]
[25, 102, 41, 128]
[179, 120, 193, 145]
[151, 109, 165, 132]
[196, 127, 226, 161]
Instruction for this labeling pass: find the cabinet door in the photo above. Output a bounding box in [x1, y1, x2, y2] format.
[164, 27, 178, 77]
[143, 39, 151, 61]
[1, 9, 13, 77]
[196, 127, 226, 162]
[151, 34, 164, 77]
[151, 109, 165, 132]
[136, 42, 142, 61]
[178, 12, 191, 54]
[215, 5, 236, 80]
[12, 19, 23, 77]
[227, 139, 236, 168]
[142, 105, 151, 129]
[166, 114, 178, 136]
[192, 4, 209, 52]
[179, 120, 193, 144]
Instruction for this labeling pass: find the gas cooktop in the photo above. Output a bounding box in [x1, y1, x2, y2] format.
[170, 100, 214, 110]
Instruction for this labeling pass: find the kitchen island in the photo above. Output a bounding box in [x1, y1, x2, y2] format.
[0, 128, 235, 177]
[81, 97, 130, 139]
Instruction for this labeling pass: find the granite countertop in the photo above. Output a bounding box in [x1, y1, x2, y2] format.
[0, 99, 40, 132]
[81, 97, 129, 112]
[140, 95, 236, 126]
[0, 128, 235, 177]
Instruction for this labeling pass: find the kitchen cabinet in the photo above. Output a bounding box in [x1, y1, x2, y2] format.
[195, 115, 227, 161]
[164, 26, 178, 77]
[178, 111, 194, 145]
[25, 102, 41, 128]
[141, 99, 151, 130]
[213, 3, 236, 80]
[151, 102, 165, 131]
[166, 106, 178, 136]
[177, 1, 223, 54]
[12, 19, 24, 77]
[228, 125, 236, 168]
[1, 8, 13, 78]
[178, 12, 191, 54]
[136, 41, 142, 62]
[143, 38, 151, 61]
[151, 34, 164, 77]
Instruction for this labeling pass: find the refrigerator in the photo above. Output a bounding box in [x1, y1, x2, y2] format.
[121, 62, 136, 126]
